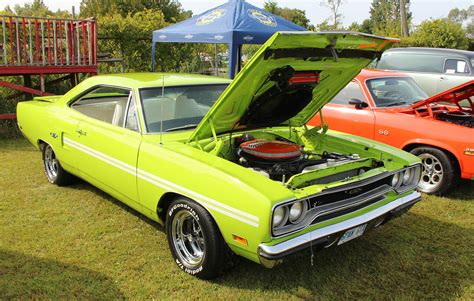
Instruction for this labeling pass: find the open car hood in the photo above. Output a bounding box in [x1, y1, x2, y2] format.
[410, 80, 474, 110]
[189, 31, 398, 141]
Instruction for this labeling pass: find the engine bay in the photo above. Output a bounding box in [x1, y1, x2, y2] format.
[435, 110, 473, 128]
[198, 128, 387, 189]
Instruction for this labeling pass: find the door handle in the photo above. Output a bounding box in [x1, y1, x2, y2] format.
[440, 76, 448, 80]
[76, 129, 87, 136]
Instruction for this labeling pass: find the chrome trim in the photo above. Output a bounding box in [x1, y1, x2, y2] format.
[273, 185, 390, 237]
[261, 191, 421, 257]
[271, 164, 421, 238]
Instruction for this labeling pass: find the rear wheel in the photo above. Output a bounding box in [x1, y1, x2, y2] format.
[410, 147, 459, 195]
[166, 197, 226, 279]
[42, 144, 73, 186]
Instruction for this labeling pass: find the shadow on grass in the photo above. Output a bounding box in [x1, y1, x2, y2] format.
[69, 180, 166, 232]
[445, 179, 474, 200]
[67, 179, 473, 299]
[0, 249, 125, 299]
[67, 180, 473, 299]
[214, 212, 473, 299]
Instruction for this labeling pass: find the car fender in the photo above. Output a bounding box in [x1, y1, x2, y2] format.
[401, 138, 462, 169]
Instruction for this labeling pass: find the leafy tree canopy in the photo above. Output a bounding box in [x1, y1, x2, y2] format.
[369, 0, 411, 37]
[447, 5, 473, 24]
[402, 19, 468, 50]
[79, 0, 190, 23]
[320, 0, 345, 30]
[6, 0, 71, 18]
[263, 0, 314, 30]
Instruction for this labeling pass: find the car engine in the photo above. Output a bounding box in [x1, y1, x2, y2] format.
[436, 111, 473, 128]
[234, 134, 360, 181]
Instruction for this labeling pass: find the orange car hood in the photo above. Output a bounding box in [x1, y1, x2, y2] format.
[410, 80, 474, 111]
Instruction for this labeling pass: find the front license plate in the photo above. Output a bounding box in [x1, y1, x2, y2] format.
[338, 224, 367, 245]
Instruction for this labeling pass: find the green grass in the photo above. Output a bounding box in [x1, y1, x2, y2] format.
[1, 138, 473, 300]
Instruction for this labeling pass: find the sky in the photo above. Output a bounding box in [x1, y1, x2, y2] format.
[3, 0, 473, 26]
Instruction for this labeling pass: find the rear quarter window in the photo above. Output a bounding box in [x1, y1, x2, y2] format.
[377, 52, 444, 73]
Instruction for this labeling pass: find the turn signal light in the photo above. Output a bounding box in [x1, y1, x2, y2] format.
[232, 235, 248, 246]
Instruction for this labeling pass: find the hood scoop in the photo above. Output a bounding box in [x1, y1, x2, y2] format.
[239, 66, 320, 128]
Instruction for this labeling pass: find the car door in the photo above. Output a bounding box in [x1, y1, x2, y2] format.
[66, 85, 142, 210]
[437, 58, 473, 93]
[317, 81, 376, 139]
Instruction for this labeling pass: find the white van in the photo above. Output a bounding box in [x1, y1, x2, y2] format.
[377, 47, 474, 96]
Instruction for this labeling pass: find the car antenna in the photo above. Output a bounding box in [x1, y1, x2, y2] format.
[160, 74, 165, 145]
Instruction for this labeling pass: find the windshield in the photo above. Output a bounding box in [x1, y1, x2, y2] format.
[366, 77, 428, 107]
[139, 84, 228, 133]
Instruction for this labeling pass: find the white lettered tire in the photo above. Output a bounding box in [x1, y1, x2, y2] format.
[166, 197, 226, 279]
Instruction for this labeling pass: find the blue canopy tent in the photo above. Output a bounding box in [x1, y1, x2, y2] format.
[151, 0, 306, 78]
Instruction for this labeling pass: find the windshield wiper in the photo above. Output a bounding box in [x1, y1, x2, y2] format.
[165, 124, 198, 132]
[385, 101, 407, 107]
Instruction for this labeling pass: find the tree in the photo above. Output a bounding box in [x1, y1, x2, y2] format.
[447, 6, 473, 24]
[347, 19, 373, 34]
[369, 0, 411, 37]
[320, 0, 345, 29]
[79, 0, 189, 22]
[263, 1, 313, 29]
[11, 0, 71, 18]
[403, 19, 468, 50]
[400, 0, 409, 37]
[98, 9, 195, 72]
[447, 5, 473, 49]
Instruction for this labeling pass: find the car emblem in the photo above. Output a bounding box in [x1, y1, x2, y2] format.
[347, 188, 363, 195]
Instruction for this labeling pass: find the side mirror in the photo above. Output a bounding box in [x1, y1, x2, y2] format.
[348, 98, 369, 109]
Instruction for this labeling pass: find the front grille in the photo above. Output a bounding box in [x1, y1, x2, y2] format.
[272, 172, 397, 237]
[308, 173, 392, 207]
[306, 173, 393, 225]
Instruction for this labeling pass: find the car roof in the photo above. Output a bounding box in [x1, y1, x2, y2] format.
[356, 69, 408, 80]
[86, 72, 232, 89]
[384, 47, 474, 59]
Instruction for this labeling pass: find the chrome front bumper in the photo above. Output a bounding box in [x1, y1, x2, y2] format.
[258, 191, 421, 264]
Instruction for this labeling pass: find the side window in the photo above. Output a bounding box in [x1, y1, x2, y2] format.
[71, 86, 131, 127]
[378, 53, 444, 73]
[330, 82, 365, 105]
[124, 95, 139, 132]
[444, 59, 470, 74]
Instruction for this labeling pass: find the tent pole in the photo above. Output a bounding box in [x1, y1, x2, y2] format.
[151, 42, 156, 72]
[214, 44, 218, 76]
[228, 43, 238, 79]
[238, 44, 242, 72]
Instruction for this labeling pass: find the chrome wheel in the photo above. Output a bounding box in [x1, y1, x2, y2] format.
[44, 145, 59, 181]
[171, 210, 205, 268]
[418, 153, 444, 192]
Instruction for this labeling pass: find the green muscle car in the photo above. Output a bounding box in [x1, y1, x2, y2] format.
[17, 31, 422, 279]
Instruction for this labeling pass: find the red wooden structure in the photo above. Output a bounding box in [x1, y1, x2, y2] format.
[0, 15, 97, 119]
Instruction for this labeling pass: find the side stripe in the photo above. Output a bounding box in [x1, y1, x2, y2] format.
[63, 137, 260, 227]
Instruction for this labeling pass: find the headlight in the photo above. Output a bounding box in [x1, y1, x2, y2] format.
[403, 169, 413, 185]
[391, 172, 401, 187]
[289, 201, 307, 223]
[273, 206, 288, 227]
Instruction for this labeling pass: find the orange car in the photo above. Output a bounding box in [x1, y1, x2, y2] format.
[309, 69, 473, 195]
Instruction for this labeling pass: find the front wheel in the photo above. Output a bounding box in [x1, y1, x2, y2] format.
[410, 147, 459, 195]
[166, 198, 226, 279]
[42, 144, 73, 186]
